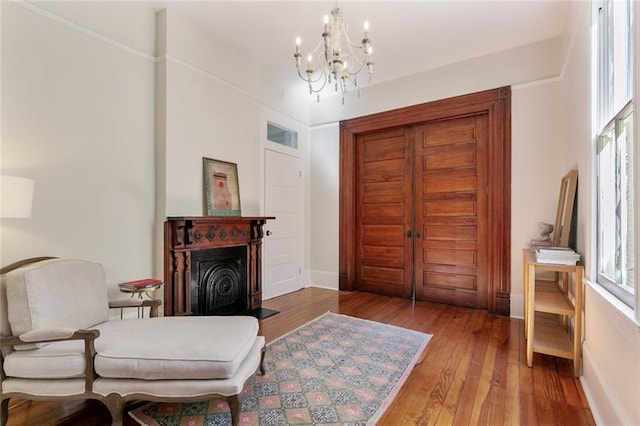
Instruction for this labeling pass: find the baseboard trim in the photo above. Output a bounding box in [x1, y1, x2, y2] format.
[308, 270, 339, 290]
[580, 343, 632, 425]
[510, 293, 524, 319]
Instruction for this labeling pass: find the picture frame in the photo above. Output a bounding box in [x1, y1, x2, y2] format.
[203, 157, 241, 216]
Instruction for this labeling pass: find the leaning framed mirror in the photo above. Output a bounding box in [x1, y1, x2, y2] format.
[552, 170, 578, 248]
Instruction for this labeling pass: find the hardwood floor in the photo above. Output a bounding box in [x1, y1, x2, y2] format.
[5, 287, 594, 425]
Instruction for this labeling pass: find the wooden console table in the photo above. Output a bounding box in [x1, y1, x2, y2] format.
[164, 216, 273, 316]
[523, 248, 583, 377]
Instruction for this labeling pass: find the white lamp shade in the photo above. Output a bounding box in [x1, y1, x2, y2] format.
[1, 175, 34, 218]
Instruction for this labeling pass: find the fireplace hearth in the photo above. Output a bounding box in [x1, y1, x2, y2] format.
[164, 216, 273, 317]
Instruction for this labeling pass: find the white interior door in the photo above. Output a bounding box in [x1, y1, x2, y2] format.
[263, 149, 302, 299]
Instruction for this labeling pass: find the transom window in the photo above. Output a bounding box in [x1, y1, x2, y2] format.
[267, 122, 298, 150]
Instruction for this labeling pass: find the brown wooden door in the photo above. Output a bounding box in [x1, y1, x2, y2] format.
[413, 114, 489, 308]
[340, 87, 511, 315]
[353, 114, 489, 309]
[354, 127, 413, 298]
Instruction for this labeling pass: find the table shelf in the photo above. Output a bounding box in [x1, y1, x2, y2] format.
[532, 312, 573, 359]
[533, 280, 574, 315]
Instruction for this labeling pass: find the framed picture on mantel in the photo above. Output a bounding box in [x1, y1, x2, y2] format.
[203, 157, 241, 216]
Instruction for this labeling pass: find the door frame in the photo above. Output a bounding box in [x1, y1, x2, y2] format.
[339, 87, 511, 315]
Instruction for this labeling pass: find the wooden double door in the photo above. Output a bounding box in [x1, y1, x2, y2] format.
[340, 87, 511, 314]
[356, 115, 488, 307]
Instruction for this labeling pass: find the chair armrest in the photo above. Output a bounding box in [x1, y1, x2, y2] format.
[0, 329, 99, 391]
[0, 329, 99, 346]
[20, 328, 82, 342]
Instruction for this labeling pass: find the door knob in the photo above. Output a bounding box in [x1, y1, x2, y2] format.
[266, 230, 272, 236]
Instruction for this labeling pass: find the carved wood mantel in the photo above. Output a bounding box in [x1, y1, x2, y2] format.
[163, 216, 273, 317]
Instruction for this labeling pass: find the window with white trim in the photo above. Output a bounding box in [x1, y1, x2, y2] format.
[267, 122, 298, 150]
[593, 0, 634, 307]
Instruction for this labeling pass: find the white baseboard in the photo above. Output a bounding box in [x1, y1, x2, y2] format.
[302, 269, 312, 288]
[580, 343, 631, 426]
[510, 293, 524, 319]
[307, 269, 339, 290]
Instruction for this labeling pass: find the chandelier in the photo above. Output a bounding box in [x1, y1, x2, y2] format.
[294, 6, 373, 104]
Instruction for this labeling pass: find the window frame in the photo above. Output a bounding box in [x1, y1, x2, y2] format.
[595, 102, 634, 307]
[592, 0, 636, 311]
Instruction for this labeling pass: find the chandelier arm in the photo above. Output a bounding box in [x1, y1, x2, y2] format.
[298, 63, 330, 94]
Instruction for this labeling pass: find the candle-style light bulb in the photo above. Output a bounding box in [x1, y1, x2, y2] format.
[363, 21, 369, 38]
[307, 54, 313, 71]
[295, 37, 301, 54]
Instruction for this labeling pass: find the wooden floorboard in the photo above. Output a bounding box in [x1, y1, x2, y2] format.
[4, 287, 595, 425]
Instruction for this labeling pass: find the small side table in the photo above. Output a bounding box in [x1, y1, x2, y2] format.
[523, 248, 583, 377]
[115, 280, 163, 318]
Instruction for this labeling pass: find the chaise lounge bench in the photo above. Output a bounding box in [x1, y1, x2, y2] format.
[0, 257, 265, 426]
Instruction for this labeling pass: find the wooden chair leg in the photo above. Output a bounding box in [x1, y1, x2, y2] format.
[226, 395, 241, 426]
[1, 397, 9, 426]
[259, 347, 266, 375]
[103, 394, 125, 426]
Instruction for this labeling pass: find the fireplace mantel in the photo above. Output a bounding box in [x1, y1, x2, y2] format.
[163, 216, 274, 316]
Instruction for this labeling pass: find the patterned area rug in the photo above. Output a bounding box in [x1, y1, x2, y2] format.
[129, 312, 432, 426]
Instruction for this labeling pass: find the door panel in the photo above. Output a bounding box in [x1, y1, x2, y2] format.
[263, 149, 302, 299]
[414, 115, 489, 308]
[355, 128, 413, 298]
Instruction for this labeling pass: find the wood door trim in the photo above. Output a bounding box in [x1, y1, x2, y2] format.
[339, 87, 511, 315]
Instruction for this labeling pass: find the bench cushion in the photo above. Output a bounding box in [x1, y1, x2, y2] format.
[93, 336, 265, 398]
[94, 316, 258, 380]
[5, 316, 259, 380]
[3, 339, 87, 378]
[5, 259, 109, 350]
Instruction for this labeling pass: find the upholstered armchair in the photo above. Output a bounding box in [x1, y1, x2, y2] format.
[0, 258, 265, 426]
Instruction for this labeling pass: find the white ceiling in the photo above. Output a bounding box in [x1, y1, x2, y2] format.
[148, 1, 571, 92]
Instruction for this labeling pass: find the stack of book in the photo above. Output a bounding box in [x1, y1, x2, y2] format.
[535, 247, 580, 265]
[118, 278, 163, 291]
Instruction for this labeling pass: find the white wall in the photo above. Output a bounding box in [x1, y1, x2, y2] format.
[309, 123, 339, 290]
[158, 9, 262, 218]
[560, 2, 640, 425]
[0, 2, 156, 302]
[510, 80, 565, 314]
[310, 37, 561, 124]
[307, 37, 566, 317]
